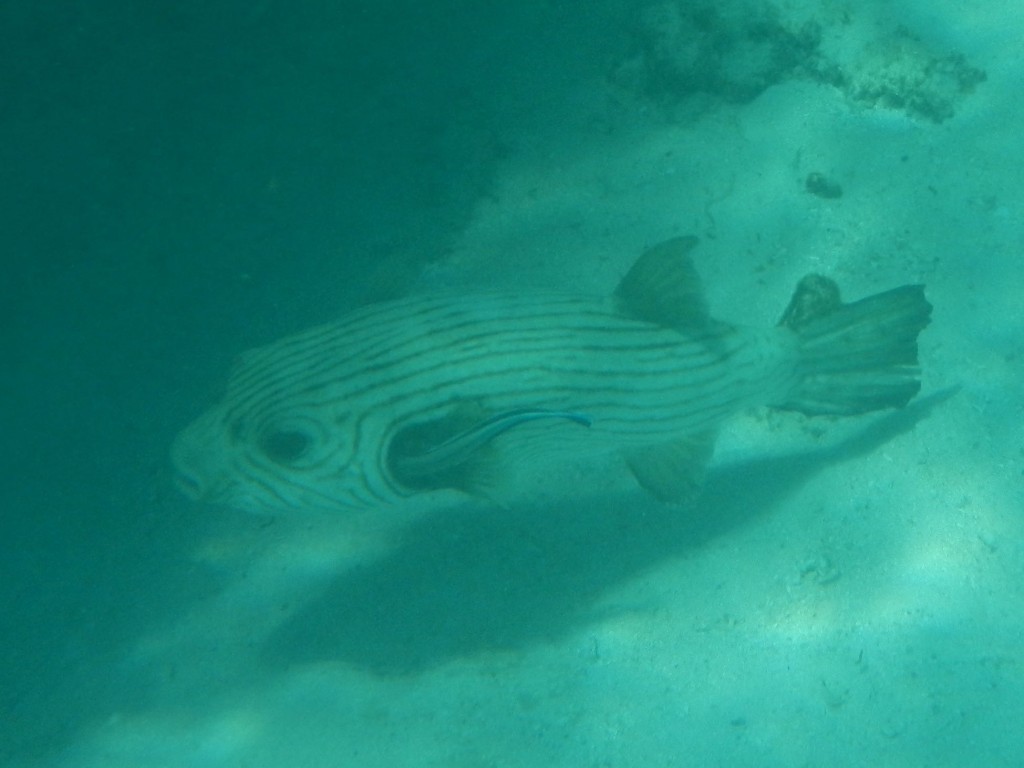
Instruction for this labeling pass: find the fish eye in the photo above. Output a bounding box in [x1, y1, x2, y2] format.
[259, 427, 314, 464]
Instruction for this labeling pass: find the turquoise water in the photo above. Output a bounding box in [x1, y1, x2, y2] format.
[4, 2, 1022, 766]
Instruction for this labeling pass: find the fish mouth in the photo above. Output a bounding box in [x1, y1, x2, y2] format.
[169, 425, 216, 501]
[173, 469, 205, 500]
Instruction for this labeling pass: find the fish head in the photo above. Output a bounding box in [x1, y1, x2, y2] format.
[170, 342, 403, 515]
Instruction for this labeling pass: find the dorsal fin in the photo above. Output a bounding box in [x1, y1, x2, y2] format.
[614, 236, 709, 330]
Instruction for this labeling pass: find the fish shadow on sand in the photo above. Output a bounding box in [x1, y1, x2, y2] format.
[262, 389, 955, 676]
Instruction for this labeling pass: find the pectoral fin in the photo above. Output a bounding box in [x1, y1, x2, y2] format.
[389, 407, 591, 494]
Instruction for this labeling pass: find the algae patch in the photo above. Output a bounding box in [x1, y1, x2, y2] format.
[612, 1, 986, 124]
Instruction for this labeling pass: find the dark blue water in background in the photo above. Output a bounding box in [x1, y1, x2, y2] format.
[0, 3, 628, 761]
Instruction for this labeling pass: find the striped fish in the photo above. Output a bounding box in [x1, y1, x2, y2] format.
[171, 237, 931, 514]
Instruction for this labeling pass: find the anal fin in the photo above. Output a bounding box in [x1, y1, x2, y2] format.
[625, 431, 717, 504]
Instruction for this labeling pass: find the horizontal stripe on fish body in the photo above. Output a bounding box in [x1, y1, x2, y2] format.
[219, 293, 789, 448]
[224, 295, 701, 403]
[234, 296, 746, 389]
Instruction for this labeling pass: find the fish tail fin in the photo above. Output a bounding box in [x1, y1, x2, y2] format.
[776, 275, 932, 416]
